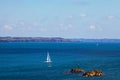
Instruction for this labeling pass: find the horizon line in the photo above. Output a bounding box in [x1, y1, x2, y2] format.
[0, 36, 120, 40]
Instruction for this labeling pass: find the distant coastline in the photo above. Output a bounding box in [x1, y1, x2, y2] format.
[0, 37, 120, 42]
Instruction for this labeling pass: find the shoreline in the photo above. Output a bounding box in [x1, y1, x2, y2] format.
[0, 37, 120, 42]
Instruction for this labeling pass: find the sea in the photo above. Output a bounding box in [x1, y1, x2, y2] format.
[0, 42, 120, 80]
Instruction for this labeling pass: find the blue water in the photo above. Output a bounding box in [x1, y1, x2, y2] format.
[0, 42, 120, 80]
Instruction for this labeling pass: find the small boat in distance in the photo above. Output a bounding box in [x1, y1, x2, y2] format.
[45, 52, 52, 63]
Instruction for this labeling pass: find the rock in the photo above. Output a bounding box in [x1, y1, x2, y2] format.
[82, 70, 103, 77]
[70, 68, 84, 73]
[64, 68, 84, 74]
[93, 70, 103, 76]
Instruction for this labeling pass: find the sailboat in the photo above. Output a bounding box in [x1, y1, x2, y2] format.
[45, 52, 52, 63]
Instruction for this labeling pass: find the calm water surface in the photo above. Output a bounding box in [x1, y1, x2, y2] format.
[0, 42, 120, 80]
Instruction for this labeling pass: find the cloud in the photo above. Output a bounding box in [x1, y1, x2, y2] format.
[79, 14, 87, 17]
[89, 24, 103, 31]
[4, 24, 13, 30]
[106, 15, 120, 20]
[89, 25, 96, 30]
[107, 16, 116, 19]
[67, 24, 73, 28]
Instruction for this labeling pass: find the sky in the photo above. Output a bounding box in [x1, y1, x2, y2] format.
[0, 0, 120, 39]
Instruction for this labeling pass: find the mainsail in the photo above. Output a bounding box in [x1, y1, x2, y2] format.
[45, 52, 52, 63]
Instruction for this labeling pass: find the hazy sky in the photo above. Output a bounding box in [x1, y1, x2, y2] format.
[0, 0, 120, 38]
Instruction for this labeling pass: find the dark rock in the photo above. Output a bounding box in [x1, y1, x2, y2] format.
[70, 68, 84, 73]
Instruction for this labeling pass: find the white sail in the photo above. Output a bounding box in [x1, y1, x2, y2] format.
[45, 52, 52, 63]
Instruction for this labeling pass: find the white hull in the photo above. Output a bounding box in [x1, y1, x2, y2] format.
[45, 61, 52, 63]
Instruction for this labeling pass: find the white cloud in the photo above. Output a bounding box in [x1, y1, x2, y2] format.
[4, 24, 13, 30]
[107, 16, 116, 19]
[67, 24, 73, 28]
[89, 25, 103, 31]
[89, 25, 96, 30]
[79, 14, 87, 17]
